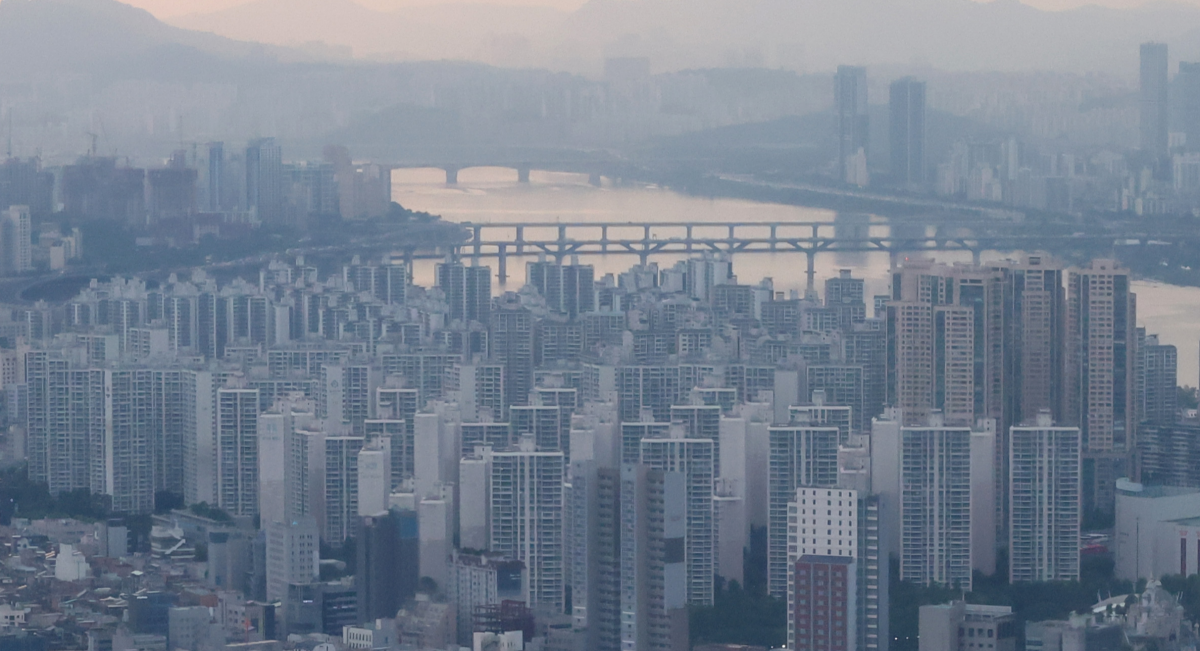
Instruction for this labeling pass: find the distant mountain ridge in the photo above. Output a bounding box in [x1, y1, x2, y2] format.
[0, 0, 317, 81]
[168, 0, 1200, 74]
[171, 0, 569, 65]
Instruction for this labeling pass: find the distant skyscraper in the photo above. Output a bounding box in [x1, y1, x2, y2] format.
[1140, 42, 1170, 157]
[245, 138, 284, 223]
[203, 142, 225, 212]
[835, 66, 869, 185]
[889, 77, 926, 187]
[2, 205, 31, 273]
[1008, 412, 1081, 583]
[1066, 260, 1136, 515]
[1177, 62, 1200, 152]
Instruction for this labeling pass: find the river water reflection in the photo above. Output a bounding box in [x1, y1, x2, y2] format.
[393, 167, 1200, 386]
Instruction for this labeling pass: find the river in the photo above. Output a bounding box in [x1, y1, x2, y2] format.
[393, 167, 1200, 387]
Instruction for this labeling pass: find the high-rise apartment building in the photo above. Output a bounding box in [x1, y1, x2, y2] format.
[320, 363, 381, 435]
[1066, 260, 1136, 514]
[890, 260, 1006, 427]
[804, 368, 865, 435]
[996, 255, 1066, 540]
[488, 437, 565, 612]
[1139, 333, 1177, 425]
[527, 260, 596, 320]
[491, 295, 535, 411]
[889, 77, 926, 187]
[855, 494, 887, 651]
[217, 387, 262, 517]
[105, 369, 163, 515]
[640, 433, 716, 606]
[567, 460, 621, 651]
[324, 435, 366, 544]
[879, 414, 995, 590]
[436, 261, 492, 325]
[768, 422, 841, 598]
[364, 418, 411, 489]
[287, 424, 327, 524]
[619, 464, 688, 651]
[1002, 255, 1066, 427]
[1008, 412, 1081, 583]
[885, 302, 975, 426]
[510, 403, 566, 453]
[1140, 42, 1170, 157]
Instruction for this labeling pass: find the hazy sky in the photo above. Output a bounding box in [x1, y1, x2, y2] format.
[127, 0, 1200, 19]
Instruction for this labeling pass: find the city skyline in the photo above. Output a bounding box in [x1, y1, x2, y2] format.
[3, 1, 1200, 649]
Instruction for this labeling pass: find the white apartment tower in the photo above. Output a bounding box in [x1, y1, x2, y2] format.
[1008, 412, 1081, 583]
[892, 414, 996, 590]
[488, 436, 565, 612]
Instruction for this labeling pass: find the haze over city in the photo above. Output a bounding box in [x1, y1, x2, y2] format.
[1, 1, 1200, 651]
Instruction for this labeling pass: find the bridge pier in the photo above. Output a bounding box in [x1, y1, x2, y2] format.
[445, 166, 460, 185]
[515, 226, 524, 254]
[601, 226, 609, 253]
[805, 250, 817, 299]
[473, 225, 482, 258]
[686, 225, 694, 252]
[517, 165, 531, 184]
[770, 224, 778, 251]
[498, 244, 508, 284]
